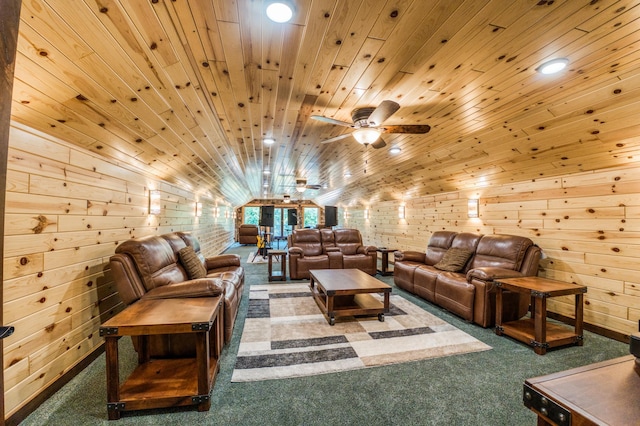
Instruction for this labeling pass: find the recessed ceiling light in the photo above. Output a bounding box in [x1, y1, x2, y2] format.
[537, 58, 569, 75]
[344, 172, 352, 178]
[266, 2, 294, 23]
[263, 169, 271, 175]
[264, 138, 275, 145]
[389, 146, 401, 154]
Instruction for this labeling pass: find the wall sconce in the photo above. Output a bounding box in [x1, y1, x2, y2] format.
[196, 202, 202, 217]
[398, 205, 405, 219]
[364, 208, 369, 220]
[468, 199, 479, 218]
[343, 210, 348, 220]
[213, 206, 220, 218]
[149, 190, 161, 215]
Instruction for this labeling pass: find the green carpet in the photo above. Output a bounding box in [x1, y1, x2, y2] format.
[20, 244, 630, 425]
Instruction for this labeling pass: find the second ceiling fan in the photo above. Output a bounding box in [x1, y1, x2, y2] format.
[311, 100, 431, 149]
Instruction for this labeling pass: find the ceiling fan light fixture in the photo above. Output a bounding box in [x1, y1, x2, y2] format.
[266, 2, 294, 23]
[537, 58, 569, 75]
[283, 194, 291, 203]
[352, 128, 381, 145]
[295, 185, 306, 193]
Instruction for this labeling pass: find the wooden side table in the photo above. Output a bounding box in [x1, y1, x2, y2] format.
[99, 297, 223, 419]
[268, 249, 287, 281]
[376, 248, 396, 276]
[524, 355, 640, 425]
[495, 276, 586, 355]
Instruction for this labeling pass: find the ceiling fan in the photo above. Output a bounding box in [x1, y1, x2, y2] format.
[311, 100, 431, 149]
[294, 178, 322, 193]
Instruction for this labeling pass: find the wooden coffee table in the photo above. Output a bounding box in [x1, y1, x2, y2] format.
[309, 269, 391, 325]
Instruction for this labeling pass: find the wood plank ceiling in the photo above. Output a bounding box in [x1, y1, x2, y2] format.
[10, 0, 640, 207]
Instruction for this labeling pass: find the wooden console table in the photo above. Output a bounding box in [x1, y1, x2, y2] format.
[100, 297, 223, 420]
[495, 276, 586, 355]
[524, 355, 640, 425]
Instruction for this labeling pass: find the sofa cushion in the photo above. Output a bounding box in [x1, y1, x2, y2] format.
[470, 234, 533, 271]
[178, 246, 207, 279]
[425, 231, 457, 265]
[434, 247, 473, 272]
[291, 229, 323, 256]
[334, 229, 362, 255]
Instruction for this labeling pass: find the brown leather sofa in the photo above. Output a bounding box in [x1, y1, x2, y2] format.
[394, 231, 541, 327]
[238, 224, 259, 245]
[109, 232, 244, 357]
[288, 228, 377, 279]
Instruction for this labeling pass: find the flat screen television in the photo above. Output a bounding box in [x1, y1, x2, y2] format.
[324, 205, 337, 227]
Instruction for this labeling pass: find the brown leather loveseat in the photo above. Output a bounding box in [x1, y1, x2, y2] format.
[288, 228, 377, 279]
[394, 231, 540, 327]
[109, 232, 244, 356]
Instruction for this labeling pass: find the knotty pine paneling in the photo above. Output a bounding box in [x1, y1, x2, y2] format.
[353, 165, 640, 337]
[2, 123, 235, 417]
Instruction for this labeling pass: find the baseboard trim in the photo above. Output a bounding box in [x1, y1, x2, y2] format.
[547, 311, 630, 344]
[5, 343, 105, 426]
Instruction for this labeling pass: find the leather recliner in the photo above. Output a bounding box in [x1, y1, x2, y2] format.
[288, 229, 331, 279]
[394, 231, 541, 327]
[288, 228, 377, 279]
[109, 232, 244, 358]
[238, 224, 259, 245]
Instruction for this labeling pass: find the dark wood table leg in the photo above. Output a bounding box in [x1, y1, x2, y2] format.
[575, 293, 584, 346]
[533, 295, 548, 355]
[495, 287, 504, 335]
[196, 331, 211, 412]
[105, 336, 121, 420]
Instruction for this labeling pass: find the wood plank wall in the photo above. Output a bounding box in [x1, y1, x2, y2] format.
[348, 166, 640, 337]
[2, 123, 234, 417]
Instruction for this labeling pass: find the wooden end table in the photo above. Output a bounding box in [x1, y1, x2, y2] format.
[309, 269, 391, 325]
[376, 248, 396, 276]
[524, 355, 640, 425]
[495, 276, 586, 355]
[268, 249, 287, 281]
[99, 297, 223, 420]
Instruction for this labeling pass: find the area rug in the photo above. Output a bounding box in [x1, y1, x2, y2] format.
[231, 283, 491, 382]
[245, 253, 281, 264]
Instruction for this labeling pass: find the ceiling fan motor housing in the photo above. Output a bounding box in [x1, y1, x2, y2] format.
[351, 107, 376, 127]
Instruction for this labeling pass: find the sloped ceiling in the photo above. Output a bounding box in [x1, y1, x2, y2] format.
[11, 0, 640, 207]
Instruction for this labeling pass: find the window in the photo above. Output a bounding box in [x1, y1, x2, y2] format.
[243, 207, 260, 225]
[303, 207, 319, 228]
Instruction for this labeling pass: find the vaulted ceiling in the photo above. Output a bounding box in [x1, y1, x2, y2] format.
[10, 0, 640, 207]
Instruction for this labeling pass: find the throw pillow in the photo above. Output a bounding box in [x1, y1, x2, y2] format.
[433, 247, 473, 272]
[178, 246, 207, 279]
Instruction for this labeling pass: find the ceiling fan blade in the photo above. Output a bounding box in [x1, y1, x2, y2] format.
[367, 100, 400, 126]
[310, 115, 354, 127]
[371, 137, 387, 149]
[380, 124, 431, 134]
[320, 133, 353, 144]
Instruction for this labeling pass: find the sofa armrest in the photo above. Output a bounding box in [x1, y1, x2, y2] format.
[325, 246, 341, 252]
[394, 251, 426, 263]
[358, 245, 377, 255]
[140, 278, 224, 300]
[205, 254, 240, 270]
[467, 267, 525, 283]
[289, 247, 304, 257]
